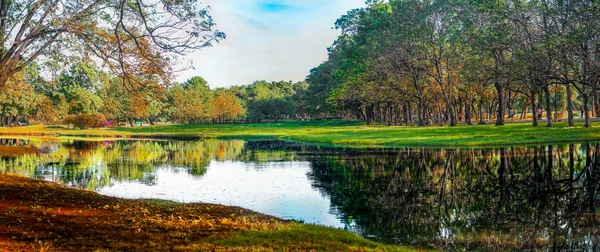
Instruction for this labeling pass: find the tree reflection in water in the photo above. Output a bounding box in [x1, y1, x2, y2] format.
[307, 144, 600, 250]
[1, 138, 599, 250]
[0, 139, 247, 189]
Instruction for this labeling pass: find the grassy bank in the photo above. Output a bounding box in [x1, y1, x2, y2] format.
[0, 174, 409, 251]
[1, 120, 599, 147]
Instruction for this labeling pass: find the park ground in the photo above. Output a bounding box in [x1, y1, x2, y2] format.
[0, 174, 411, 251]
[0, 120, 592, 250]
[1, 119, 600, 148]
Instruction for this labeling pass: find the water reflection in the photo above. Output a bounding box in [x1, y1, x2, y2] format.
[0, 138, 340, 228]
[1, 138, 599, 250]
[307, 145, 600, 250]
[0, 139, 250, 189]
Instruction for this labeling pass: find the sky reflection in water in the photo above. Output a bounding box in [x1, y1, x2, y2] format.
[98, 161, 343, 228]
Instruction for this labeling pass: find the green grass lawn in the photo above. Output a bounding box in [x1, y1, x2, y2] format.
[200, 222, 414, 251]
[114, 120, 600, 147]
[2, 120, 599, 147]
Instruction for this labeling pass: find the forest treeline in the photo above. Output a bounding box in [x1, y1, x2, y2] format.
[304, 0, 600, 127]
[2, 0, 600, 128]
[0, 62, 309, 127]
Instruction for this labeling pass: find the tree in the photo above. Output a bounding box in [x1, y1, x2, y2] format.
[305, 63, 337, 117]
[56, 63, 103, 115]
[421, 1, 464, 126]
[296, 0, 600, 128]
[0, 73, 36, 125]
[99, 74, 164, 126]
[560, 0, 600, 127]
[0, 0, 225, 91]
[291, 81, 309, 118]
[460, 1, 519, 126]
[243, 80, 296, 122]
[170, 76, 213, 124]
[211, 90, 244, 123]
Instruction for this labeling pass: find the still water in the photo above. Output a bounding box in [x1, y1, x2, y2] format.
[1, 138, 599, 250]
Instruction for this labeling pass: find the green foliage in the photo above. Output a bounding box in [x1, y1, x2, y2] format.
[547, 85, 567, 112]
[235, 80, 298, 122]
[183, 76, 212, 103]
[4, 0, 600, 129]
[48, 63, 105, 116]
[0, 73, 38, 125]
[305, 63, 338, 116]
[169, 77, 213, 124]
[298, 0, 600, 127]
[4, 61, 306, 126]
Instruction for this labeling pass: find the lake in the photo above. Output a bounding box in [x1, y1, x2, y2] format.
[1, 137, 599, 250]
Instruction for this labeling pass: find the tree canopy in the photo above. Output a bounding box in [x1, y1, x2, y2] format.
[302, 0, 600, 127]
[0, 0, 225, 90]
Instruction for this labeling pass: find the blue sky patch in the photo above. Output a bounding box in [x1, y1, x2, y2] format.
[259, 1, 295, 13]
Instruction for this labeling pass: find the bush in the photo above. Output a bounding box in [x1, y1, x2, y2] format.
[100, 121, 115, 128]
[64, 114, 106, 129]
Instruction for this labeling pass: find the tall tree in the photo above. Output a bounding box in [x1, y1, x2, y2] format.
[0, 0, 225, 90]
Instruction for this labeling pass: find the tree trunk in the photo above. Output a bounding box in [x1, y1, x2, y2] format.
[0, 106, 5, 127]
[594, 89, 600, 118]
[444, 95, 456, 126]
[583, 96, 591, 128]
[406, 102, 412, 126]
[417, 101, 424, 127]
[465, 99, 472, 125]
[487, 102, 491, 121]
[495, 83, 505, 126]
[479, 100, 485, 125]
[128, 118, 135, 127]
[544, 86, 552, 127]
[531, 91, 538, 127]
[387, 103, 393, 126]
[397, 105, 401, 126]
[566, 83, 574, 127]
[394, 105, 398, 126]
[366, 104, 372, 125]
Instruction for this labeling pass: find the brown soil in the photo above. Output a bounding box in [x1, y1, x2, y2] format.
[0, 146, 43, 157]
[0, 175, 282, 251]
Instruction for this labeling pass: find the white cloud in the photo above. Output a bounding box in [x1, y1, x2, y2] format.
[177, 0, 366, 88]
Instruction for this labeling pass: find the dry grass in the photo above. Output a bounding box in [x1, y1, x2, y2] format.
[0, 174, 410, 251]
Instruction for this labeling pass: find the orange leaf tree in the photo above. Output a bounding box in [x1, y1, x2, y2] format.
[211, 90, 245, 123]
[0, 0, 225, 92]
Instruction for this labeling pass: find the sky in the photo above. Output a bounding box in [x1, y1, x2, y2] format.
[177, 0, 366, 88]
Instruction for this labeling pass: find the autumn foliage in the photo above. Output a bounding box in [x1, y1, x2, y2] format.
[211, 91, 245, 123]
[0, 174, 281, 251]
[64, 114, 106, 129]
[0, 174, 401, 251]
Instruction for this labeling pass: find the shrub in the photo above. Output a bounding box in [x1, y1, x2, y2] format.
[101, 121, 115, 128]
[64, 114, 106, 129]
